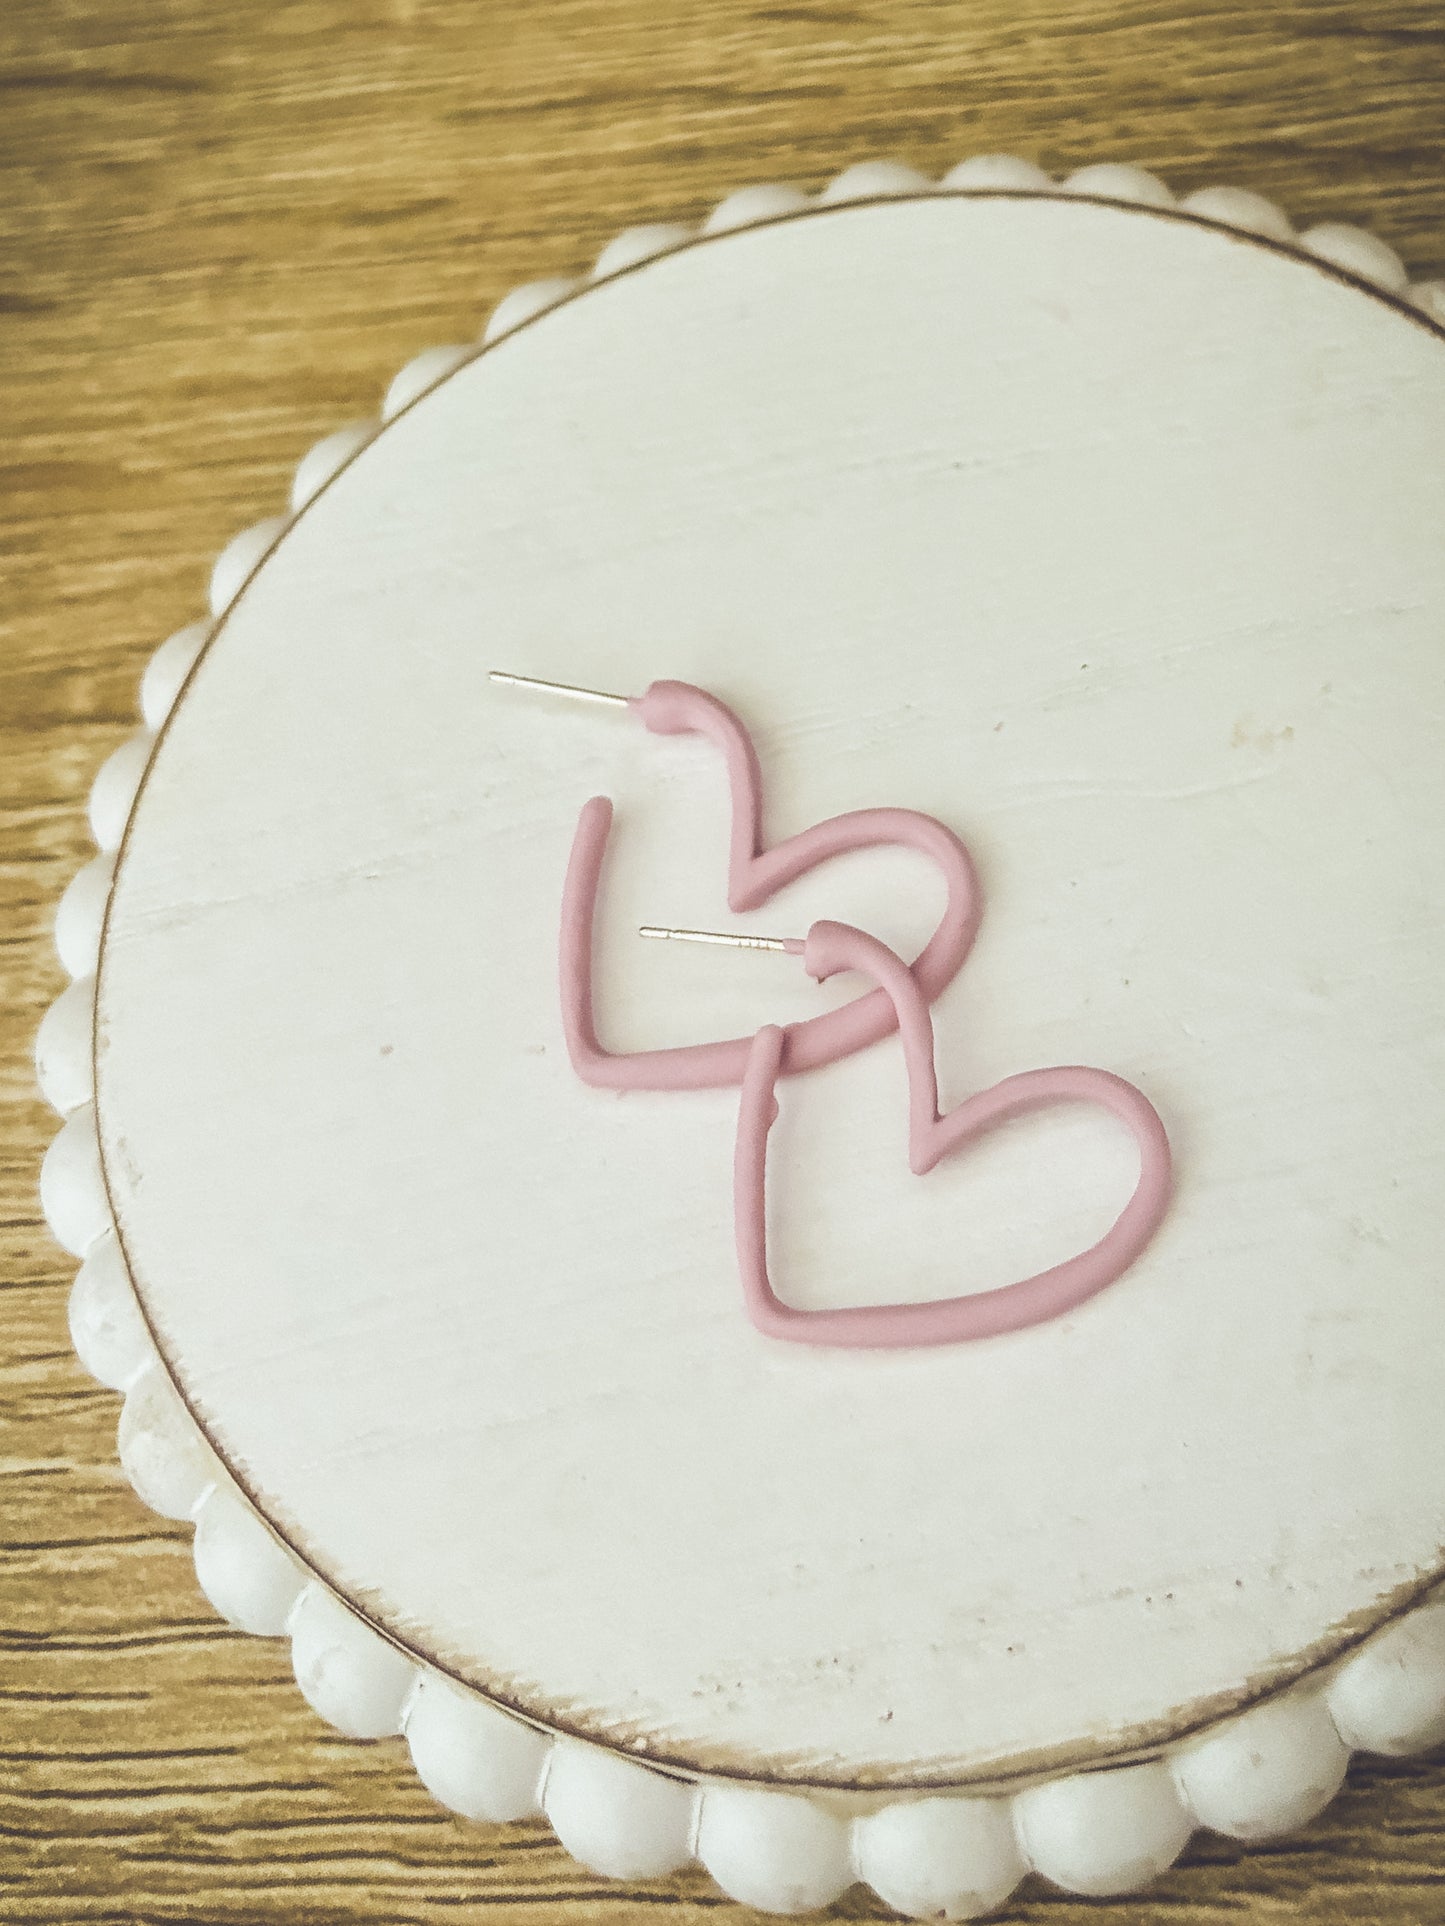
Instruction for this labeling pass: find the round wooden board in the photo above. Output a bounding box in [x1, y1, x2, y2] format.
[95, 190, 1445, 1790]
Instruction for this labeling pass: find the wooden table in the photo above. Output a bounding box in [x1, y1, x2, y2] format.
[3, 3, 1443, 1919]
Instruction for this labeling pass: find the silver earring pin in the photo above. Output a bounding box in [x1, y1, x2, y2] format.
[489, 668, 630, 709]
[639, 924, 804, 955]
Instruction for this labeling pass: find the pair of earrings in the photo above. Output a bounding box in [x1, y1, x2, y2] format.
[495, 670, 1172, 1349]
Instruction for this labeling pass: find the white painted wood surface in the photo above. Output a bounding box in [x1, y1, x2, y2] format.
[94, 192, 1445, 1789]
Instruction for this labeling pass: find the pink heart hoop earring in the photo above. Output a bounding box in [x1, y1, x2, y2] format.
[645, 917, 1173, 1348]
[492, 671, 981, 1091]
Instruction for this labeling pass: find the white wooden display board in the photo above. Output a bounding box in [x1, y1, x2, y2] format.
[81, 186, 1445, 1814]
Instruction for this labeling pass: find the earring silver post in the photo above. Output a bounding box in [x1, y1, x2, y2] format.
[489, 669, 630, 709]
[639, 924, 801, 954]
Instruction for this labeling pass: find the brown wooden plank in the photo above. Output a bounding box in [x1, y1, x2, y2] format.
[2, 0, 1442, 1918]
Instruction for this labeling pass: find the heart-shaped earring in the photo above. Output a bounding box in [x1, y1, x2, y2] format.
[654, 916, 1170, 1347]
[492, 671, 981, 1091]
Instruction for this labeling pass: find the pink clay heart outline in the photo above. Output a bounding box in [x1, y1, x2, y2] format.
[734, 921, 1173, 1347]
[560, 681, 981, 1090]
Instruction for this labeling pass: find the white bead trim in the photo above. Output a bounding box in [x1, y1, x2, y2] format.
[381, 347, 473, 423]
[941, 154, 1052, 193]
[35, 973, 95, 1115]
[407, 1669, 549, 1822]
[140, 620, 212, 731]
[481, 278, 580, 343]
[1171, 1689, 1349, 1842]
[88, 731, 156, 853]
[1299, 220, 1410, 294]
[592, 222, 697, 280]
[54, 851, 115, 981]
[289, 1580, 416, 1739]
[1179, 183, 1295, 244]
[193, 1481, 309, 1636]
[703, 184, 811, 235]
[40, 158, 1445, 1920]
[208, 516, 289, 618]
[1062, 161, 1176, 209]
[818, 160, 934, 204]
[289, 421, 376, 513]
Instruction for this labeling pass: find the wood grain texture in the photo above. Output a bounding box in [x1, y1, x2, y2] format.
[2, 1, 1442, 1920]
